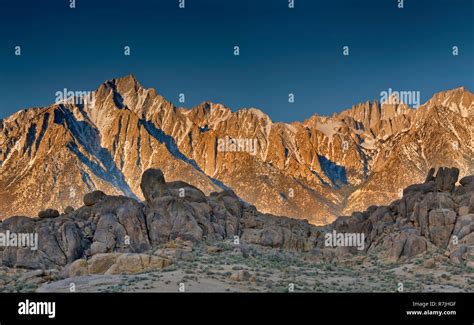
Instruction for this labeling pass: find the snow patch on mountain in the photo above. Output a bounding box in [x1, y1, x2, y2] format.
[315, 120, 343, 139]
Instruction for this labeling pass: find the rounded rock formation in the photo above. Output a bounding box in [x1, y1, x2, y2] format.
[38, 209, 60, 219]
[140, 168, 169, 202]
[83, 190, 106, 206]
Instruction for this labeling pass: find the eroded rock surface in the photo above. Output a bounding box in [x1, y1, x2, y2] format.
[0, 167, 472, 274]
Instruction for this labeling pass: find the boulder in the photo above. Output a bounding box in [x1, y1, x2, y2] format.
[401, 234, 428, 259]
[105, 253, 172, 275]
[428, 209, 456, 247]
[411, 202, 428, 233]
[64, 206, 75, 214]
[91, 197, 151, 255]
[386, 232, 428, 261]
[68, 253, 172, 277]
[38, 209, 59, 219]
[140, 168, 169, 202]
[424, 167, 436, 183]
[452, 214, 473, 241]
[0, 215, 88, 269]
[60, 221, 86, 263]
[459, 175, 474, 192]
[449, 244, 470, 263]
[83, 190, 106, 206]
[68, 259, 88, 277]
[167, 181, 207, 203]
[146, 199, 204, 243]
[434, 167, 460, 192]
[403, 182, 435, 196]
[88, 253, 118, 275]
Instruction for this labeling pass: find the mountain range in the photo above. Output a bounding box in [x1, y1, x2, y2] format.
[0, 75, 472, 223]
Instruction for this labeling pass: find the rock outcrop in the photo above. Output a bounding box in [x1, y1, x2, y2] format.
[83, 190, 107, 207]
[68, 253, 172, 277]
[38, 209, 60, 219]
[0, 168, 322, 269]
[0, 167, 472, 272]
[326, 167, 474, 263]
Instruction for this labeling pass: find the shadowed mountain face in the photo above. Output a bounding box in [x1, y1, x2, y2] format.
[0, 75, 473, 223]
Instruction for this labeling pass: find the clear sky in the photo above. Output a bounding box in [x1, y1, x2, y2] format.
[0, 0, 472, 122]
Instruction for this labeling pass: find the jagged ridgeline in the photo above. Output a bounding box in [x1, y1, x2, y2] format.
[0, 75, 473, 224]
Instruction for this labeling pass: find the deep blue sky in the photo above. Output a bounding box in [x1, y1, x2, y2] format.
[0, 0, 472, 122]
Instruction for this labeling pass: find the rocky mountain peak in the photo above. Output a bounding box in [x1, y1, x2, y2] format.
[0, 76, 472, 224]
[110, 74, 143, 92]
[424, 87, 473, 118]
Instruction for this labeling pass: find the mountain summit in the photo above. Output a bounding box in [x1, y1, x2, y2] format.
[0, 76, 472, 223]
